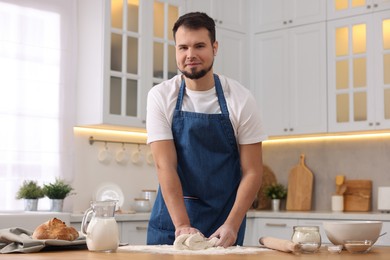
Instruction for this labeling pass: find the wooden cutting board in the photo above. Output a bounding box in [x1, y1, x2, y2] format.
[254, 165, 278, 210]
[344, 179, 372, 212]
[286, 154, 313, 211]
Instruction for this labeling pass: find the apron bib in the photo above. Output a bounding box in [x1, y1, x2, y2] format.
[147, 74, 245, 245]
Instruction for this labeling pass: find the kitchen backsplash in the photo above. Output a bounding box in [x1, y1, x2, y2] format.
[70, 129, 390, 213]
[262, 135, 390, 211]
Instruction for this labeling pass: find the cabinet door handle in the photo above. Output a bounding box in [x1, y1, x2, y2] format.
[369, 122, 374, 126]
[265, 223, 287, 227]
[288, 20, 293, 24]
[284, 128, 288, 132]
[136, 226, 148, 231]
[376, 122, 380, 126]
[367, 5, 371, 9]
[373, 3, 378, 8]
[289, 128, 294, 132]
[283, 21, 287, 25]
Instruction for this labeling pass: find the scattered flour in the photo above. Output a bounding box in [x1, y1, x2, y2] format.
[118, 245, 271, 255]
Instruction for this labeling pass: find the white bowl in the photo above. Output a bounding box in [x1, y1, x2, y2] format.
[323, 221, 382, 246]
[133, 198, 151, 212]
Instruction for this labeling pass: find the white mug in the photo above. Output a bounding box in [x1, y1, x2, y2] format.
[116, 149, 129, 164]
[146, 151, 154, 166]
[98, 147, 112, 163]
[131, 150, 141, 164]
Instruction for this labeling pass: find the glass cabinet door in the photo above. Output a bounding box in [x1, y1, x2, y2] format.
[328, 10, 390, 132]
[375, 11, 390, 125]
[334, 22, 368, 124]
[109, 0, 140, 118]
[328, 0, 370, 19]
[328, 14, 375, 132]
[152, 1, 180, 86]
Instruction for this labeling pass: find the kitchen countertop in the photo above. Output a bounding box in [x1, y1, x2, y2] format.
[3, 246, 390, 259]
[69, 210, 390, 222]
[70, 212, 151, 222]
[247, 210, 390, 220]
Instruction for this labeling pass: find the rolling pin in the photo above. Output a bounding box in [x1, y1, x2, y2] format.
[259, 237, 301, 253]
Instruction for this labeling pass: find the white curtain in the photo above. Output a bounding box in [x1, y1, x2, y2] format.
[0, 0, 77, 210]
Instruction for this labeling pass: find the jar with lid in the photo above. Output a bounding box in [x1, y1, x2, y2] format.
[291, 226, 321, 253]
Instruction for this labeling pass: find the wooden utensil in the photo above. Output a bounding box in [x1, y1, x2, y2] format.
[254, 165, 277, 210]
[344, 180, 372, 212]
[286, 154, 314, 211]
[335, 175, 345, 195]
[259, 237, 301, 253]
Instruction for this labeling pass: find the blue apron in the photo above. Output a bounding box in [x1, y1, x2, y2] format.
[147, 74, 245, 245]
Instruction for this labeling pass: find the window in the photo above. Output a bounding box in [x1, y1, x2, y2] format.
[0, 0, 76, 210]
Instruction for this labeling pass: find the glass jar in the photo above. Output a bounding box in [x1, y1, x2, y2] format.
[291, 226, 321, 253]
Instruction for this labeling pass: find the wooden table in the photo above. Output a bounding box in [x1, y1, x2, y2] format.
[3, 246, 390, 260]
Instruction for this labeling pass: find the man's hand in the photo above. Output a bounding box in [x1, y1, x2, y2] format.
[209, 224, 237, 248]
[175, 225, 202, 238]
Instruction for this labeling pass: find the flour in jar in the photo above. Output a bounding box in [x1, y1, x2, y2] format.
[86, 217, 119, 252]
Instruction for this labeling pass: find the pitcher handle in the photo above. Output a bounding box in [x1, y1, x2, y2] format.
[81, 207, 93, 236]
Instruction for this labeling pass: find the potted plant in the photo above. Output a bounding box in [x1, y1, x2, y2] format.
[43, 178, 74, 212]
[16, 180, 44, 211]
[264, 183, 287, 211]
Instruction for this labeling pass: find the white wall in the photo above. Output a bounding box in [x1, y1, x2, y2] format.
[68, 128, 158, 213]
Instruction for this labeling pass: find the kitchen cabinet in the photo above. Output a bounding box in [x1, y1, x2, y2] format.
[252, 0, 326, 33]
[185, 0, 249, 85]
[71, 220, 149, 245]
[327, 0, 390, 20]
[244, 217, 297, 246]
[253, 22, 327, 136]
[327, 10, 390, 132]
[121, 221, 148, 245]
[186, 0, 247, 32]
[77, 0, 184, 129]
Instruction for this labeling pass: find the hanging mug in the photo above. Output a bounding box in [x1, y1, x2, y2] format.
[98, 144, 111, 164]
[115, 144, 129, 164]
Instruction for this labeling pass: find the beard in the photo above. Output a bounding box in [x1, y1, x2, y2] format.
[179, 62, 213, 80]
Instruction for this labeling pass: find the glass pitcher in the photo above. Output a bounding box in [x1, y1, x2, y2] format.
[81, 200, 119, 252]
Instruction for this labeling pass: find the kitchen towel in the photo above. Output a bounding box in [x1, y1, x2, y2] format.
[0, 228, 86, 253]
[0, 228, 45, 253]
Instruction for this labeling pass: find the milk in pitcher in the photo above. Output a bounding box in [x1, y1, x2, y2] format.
[86, 217, 119, 252]
[81, 200, 120, 252]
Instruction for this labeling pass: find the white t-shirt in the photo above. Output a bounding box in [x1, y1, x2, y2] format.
[146, 74, 267, 144]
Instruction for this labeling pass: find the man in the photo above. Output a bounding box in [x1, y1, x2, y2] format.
[146, 12, 267, 247]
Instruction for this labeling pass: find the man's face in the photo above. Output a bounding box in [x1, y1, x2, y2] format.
[175, 27, 217, 80]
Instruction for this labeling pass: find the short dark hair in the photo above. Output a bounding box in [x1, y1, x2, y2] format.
[172, 12, 216, 44]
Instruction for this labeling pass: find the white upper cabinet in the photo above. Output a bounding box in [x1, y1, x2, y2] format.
[252, 0, 326, 33]
[186, 0, 247, 32]
[327, 10, 390, 132]
[77, 0, 184, 129]
[185, 0, 249, 85]
[254, 22, 327, 136]
[213, 29, 248, 86]
[327, 0, 390, 20]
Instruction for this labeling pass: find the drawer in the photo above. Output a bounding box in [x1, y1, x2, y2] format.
[121, 221, 148, 245]
[255, 218, 298, 240]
